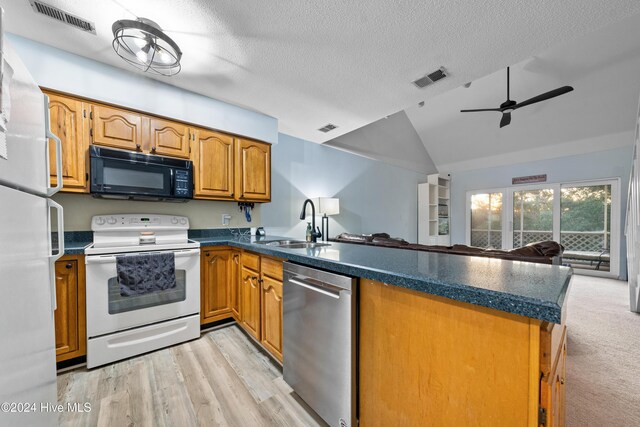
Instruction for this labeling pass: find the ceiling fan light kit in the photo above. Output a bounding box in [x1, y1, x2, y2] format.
[112, 18, 182, 76]
[461, 67, 573, 128]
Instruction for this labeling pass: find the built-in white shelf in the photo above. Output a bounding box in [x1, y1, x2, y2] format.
[418, 173, 450, 246]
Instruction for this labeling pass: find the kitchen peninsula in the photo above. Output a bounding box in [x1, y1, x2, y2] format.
[65, 232, 571, 426]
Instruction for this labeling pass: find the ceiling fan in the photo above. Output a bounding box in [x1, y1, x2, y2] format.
[460, 67, 574, 128]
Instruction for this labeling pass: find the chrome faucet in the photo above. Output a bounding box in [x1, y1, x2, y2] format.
[299, 199, 322, 242]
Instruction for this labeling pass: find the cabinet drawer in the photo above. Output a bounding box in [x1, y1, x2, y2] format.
[261, 256, 283, 281]
[540, 322, 565, 378]
[242, 251, 260, 271]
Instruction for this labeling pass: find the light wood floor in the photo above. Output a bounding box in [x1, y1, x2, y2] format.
[57, 325, 326, 427]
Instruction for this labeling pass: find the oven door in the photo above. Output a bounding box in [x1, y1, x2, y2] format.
[85, 248, 200, 338]
[90, 155, 173, 198]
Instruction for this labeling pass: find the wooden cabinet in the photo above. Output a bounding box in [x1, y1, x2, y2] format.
[45, 91, 89, 192]
[54, 255, 86, 363]
[236, 138, 271, 201]
[260, 273, 283, 362]
[359, 278, 567, 426]
[192, 129, 235, 199]
[540, 326, 567, 427]
[201, 249, 234, 324]
[90, 104, 144, 152]
[230, 251, 241, 320]
[149, 117, 191, 159]
[240, 263, 261, 340]
[42, 90, 272, 201]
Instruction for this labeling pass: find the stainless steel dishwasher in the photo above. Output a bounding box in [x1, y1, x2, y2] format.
[283, 262, 357, 427]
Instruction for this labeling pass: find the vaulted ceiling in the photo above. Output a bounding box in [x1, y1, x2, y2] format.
[4, 0, 640, 157]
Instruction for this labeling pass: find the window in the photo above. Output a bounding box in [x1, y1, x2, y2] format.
[470, 193, 503, 249]
[466, 179, 620, 277]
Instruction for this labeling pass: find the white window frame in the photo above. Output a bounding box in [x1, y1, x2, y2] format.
[466, 178, 621, 278]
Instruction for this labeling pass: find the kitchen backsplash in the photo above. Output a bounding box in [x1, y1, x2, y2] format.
[53, 193, 261, 231]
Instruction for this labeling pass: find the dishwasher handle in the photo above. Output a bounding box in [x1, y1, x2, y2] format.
[287, 277, 342, 299]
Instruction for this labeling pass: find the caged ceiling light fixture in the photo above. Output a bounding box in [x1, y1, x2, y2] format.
[112, 18, 182, 76]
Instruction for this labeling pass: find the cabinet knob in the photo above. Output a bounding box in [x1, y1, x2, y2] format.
[65, 263, 73, 269]
[136, 144, 141, 150]
[230, 193, 234, 197]
[240, 194, 244, 198]
[205, 253, 210, 257]
[151, 146, 156, 152]
[560, 377, 565, 385]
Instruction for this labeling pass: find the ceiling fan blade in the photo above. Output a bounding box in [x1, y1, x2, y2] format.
[513, 86, 574, 110]
[460, 108, 502, 113]
[500, 112, 511, 128]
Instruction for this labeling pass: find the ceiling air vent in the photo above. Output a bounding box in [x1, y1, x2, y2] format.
[412, 67, 447, 89]
[29, 0, 96, 34]
[318, 123, 338, 133]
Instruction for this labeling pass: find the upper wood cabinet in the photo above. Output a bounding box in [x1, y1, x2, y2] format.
[43, 91, 271, 201]
[45, 91, 89, 192]
[54, 255, 86, 363]
[149, 118, 191, 159]
[192, 129, 235, 199]
[236, 138, 271, 202]
[90, 104, 144, 152]
[201, 249, 234, 325]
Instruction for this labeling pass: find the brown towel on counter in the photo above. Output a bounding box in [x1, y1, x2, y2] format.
[116, 252, 176, 297]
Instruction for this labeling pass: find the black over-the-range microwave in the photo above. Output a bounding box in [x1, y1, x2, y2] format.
[89, 145, 193, 201]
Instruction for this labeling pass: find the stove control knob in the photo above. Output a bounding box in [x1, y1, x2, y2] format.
[95, 217, 105, 226]
[179, 218, 187, 225]
[107, 217, 117, 225]
[171, 217, 179, 224]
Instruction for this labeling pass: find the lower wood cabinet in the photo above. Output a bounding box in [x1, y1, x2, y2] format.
[260, 256, 283, 362]
[201, 249, 235, 324]
[54, 255, 86, 363]
[359, 278, 567, 426]
[240, 263, 261, 340]
[199, 247, 283, 361]
[540, 326, 567, 427]
[260, 275, 283, 361]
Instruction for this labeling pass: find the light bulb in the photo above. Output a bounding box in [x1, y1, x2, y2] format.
[133, 37, 147, 48]
[136, 50, 148, 63]
[158, 49, 172, 64]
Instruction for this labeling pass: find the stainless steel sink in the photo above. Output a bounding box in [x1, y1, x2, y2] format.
[254, 240, 331, 249]
[278, 242, 331, 249]
[254, 239, 306, 246]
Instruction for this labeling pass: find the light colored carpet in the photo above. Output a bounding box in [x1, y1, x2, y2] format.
[566, 274, 640, 427]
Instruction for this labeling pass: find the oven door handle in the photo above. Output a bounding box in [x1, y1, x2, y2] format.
[85, 248, 200, 264]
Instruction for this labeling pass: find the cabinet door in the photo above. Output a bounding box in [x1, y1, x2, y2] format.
[54, 257, 86, 362]
[201, 249, 233, 324]
[193, 129, 235, 199]
[230, 251, 241, 320]
[261, 275, 283, 361]
[235, 138, 271, 201]
[540, 330, 567, 427]
[91, 104, 144, 152]
[46, 92, 89, 192]
[149, 117, 191, 159]
[240, 266, 261, 339]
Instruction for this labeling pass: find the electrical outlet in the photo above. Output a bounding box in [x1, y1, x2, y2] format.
[221, 214, 231, 226]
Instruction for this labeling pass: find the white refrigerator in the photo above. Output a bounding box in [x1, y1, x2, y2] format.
[0, 17, 64, 427]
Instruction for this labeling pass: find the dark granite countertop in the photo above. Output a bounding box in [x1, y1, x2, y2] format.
[64, 230, 572, 323]
[192, 235, 572, 324]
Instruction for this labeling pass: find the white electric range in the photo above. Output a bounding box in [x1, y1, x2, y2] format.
[84, 214, 200, 368]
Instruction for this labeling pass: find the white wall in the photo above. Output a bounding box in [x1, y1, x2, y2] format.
[449, 144, 634, 279]
[7, 34, 278, 144]
[262, 133, 428, 241]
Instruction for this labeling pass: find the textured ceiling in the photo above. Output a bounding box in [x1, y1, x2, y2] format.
[405, 11, 640, 172]
[3, 0, 640, 145]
